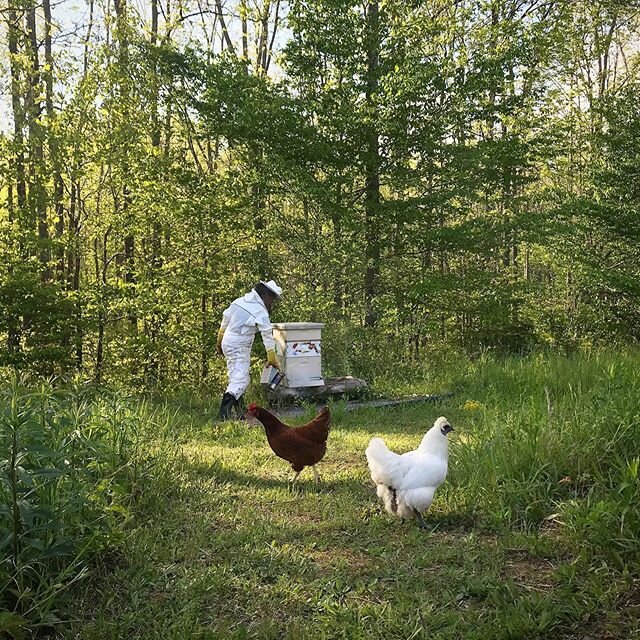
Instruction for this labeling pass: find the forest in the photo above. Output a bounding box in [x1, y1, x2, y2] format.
[0, 0, 638, 385]
[1, 0, 640, 638]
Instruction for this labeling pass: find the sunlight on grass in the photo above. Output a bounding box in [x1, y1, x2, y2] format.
[5, 350, 636, 639]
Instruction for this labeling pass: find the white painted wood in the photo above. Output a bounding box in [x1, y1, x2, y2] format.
[271, 322, 325, 387]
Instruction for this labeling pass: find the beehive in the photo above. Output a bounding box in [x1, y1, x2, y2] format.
[272, 322, 324, 387]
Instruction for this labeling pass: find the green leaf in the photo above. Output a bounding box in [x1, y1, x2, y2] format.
[0, 612, 29, 640]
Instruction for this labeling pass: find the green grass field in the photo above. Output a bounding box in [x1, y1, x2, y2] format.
[3, 351, 640, 639]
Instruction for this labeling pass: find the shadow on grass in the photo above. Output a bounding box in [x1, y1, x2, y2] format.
[182, 456, 479, 537]
[187, 456, 371, 495]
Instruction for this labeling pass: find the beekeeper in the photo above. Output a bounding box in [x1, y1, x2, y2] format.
[216, 280, 282, 420]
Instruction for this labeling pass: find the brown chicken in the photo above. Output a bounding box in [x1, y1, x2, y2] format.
[247, 403, 331, 482]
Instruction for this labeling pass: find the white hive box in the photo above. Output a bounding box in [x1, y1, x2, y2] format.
[272, 322, 324, 387]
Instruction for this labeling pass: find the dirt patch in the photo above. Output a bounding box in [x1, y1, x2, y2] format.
[310, 548, 375, 575]
[282, 510, 324, 525]
[501, 548, 557, 592]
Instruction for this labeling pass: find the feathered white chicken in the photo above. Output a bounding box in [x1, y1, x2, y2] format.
[365, 416, 453, 529]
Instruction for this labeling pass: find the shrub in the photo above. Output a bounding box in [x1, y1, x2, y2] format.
[0, 376, 178, 637]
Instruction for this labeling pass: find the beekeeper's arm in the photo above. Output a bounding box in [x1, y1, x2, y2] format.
[216, 308, 231, 354]
[258, 316, 280, 370]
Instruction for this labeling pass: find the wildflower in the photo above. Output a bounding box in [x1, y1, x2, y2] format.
[463, 399, 483, 412]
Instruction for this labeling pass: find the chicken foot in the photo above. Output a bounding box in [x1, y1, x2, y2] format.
[413, 509, 428, 530]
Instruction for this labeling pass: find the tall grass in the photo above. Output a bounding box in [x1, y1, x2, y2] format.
[0, 376, 180, 637]
[59, 348, 640, 639]
[438, 350, 640, 568]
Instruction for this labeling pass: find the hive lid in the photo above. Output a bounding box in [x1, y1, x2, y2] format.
[272, 322, 324, 330]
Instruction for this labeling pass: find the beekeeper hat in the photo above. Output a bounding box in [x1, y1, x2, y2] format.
[260, 280, 282, 297]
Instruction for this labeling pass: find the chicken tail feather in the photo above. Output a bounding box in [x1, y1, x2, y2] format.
[295, 406, 331, 444]
[366, 437, 402, 488]
[376, 484, 398, 515]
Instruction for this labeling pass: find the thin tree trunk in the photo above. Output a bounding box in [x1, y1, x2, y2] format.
[256, 0, 270, 75]
[147, 0, 162, 383]
[72, 183, 83, 367]
[83, 0, 95, 76]
[7, 3, 26, 354]
[114, 0, 137, 330]
[43, 0, 66, 280]
[265, 0, 281, 74]
[7, 5, 26, 216]
[240, 0, 249, 63]
[95, 240, 105, 383]
[151, 0, 160, 149]
[252, 179, 268, 277]
[364, 0, 380, 328]
[201, 286, 208, 381]
[332, 179, 343, 313]
[6, 185, 21, 356]
[94, 228, 110, 382]
[25, 0, 50, 279]
[215, 0, 236, 53]
[67, 182, 77, 288]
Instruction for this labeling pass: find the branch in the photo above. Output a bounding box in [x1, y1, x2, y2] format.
[177, 8, 218, 24]
[215, 0, 236, 54]
[265, 0, 281, 74]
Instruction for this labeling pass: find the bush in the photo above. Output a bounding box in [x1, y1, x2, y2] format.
[0, 376, 178, 637]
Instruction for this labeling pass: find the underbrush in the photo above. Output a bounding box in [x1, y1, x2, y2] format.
[0, 376, 181, 638]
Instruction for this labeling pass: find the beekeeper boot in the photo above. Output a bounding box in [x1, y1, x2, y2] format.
[218, 392, 236, 421]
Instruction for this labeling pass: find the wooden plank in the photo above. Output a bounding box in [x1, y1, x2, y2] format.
[265, 376, 368, 400]
[272, 392, 453, 419]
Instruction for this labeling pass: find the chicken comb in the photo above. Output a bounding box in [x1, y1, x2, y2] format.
[247, 402, 259, 412]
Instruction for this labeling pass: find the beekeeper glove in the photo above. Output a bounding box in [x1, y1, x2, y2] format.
[216, 328, 225, 355]
[266, 349, 281, 370]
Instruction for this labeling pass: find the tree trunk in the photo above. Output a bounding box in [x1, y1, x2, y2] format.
[240, 0, 249, 63]
[364, 0, 380, 328]
[252, 180, 268, 278]
[151, 0, 161, 150]
[83, 0, 95, 75]
[7, 4, 27, 217]
[114, 0, 137, 330]
[145, 0, 163, 383]
[7, 3, 26, 354]
[256, 1, 269, 74]
[43, 0, 66, 281]
[25, 0, 50, 279]
[94, 228, 110, 382]
[201, 290, 209, 382]
[163, 0, 173, 154]
[71, 183, 83, 367]
[332, 178, 343, 313]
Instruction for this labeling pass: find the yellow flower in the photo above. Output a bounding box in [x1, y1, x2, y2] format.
[463, 399, 482, 412]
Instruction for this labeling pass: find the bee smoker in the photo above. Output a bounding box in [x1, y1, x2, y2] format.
[268, 367, 285, 390]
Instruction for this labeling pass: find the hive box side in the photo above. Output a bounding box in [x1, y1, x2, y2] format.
[271, 322, 324, 387]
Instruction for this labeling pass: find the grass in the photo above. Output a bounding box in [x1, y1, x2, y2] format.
[53, 349, 639, 639]
[3, 350, 640, 638]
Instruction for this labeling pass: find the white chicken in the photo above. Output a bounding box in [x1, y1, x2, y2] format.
[365, 416, 453, 529]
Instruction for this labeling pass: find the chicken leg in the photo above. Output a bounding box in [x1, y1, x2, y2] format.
[312, 466, 321, 483]
[413, 509, 428, 530]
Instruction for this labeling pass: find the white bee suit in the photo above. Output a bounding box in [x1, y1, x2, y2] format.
[220, 290, 276, 399]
